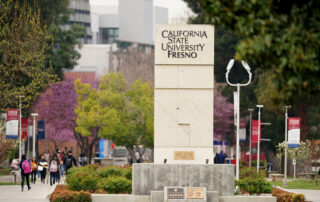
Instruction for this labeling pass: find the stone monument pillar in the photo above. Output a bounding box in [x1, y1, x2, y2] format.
[154, 25, 214, 164]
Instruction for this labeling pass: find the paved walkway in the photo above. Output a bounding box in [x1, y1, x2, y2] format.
[280, 187, 320, 202]
[0, 177, 62, 202]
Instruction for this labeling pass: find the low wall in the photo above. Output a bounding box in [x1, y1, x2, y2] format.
[219, 196, 276, 202]
[133, 164, 234, 196]
[91, 194, 276, 202]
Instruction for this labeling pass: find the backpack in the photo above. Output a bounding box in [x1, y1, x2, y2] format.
[31, 161, 38, 171]
[65, 157, 73, 168]
[49, 161, 58, 172]
[22, 160, 31, 174]
[79, 157, 87, 166]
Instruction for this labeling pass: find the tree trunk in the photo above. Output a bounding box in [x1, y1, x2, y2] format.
[297, 102, 308, 141]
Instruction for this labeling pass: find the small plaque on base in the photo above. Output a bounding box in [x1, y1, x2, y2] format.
[173, 151, 195, 160]
[167, 187, 184, 199]
[186, 187, 205, 199]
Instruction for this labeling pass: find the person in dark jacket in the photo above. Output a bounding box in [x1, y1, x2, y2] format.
[39, 155, 48, 184]
[63, 150, 77, 174]
[19, 154, 31, 192]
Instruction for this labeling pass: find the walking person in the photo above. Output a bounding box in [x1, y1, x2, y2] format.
[59, 149, 65, 178]
[49, 154, 59, 186]
[63, 150, 77, 175]
[38, 155, 48, 184]
[30, 157, 38, 184]
[20, 155, 31, 192]
[79, 153, 87, 166]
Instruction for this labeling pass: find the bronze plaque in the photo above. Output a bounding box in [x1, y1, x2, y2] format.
[186, 187, 205, 199]
[173, 151, 195, 160]
[167, 188, 184, 199]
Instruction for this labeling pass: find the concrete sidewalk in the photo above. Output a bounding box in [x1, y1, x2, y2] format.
[0, 182, 57, 202]
[280, 187, 320, 202]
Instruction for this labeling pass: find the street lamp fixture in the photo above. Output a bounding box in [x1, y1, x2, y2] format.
[248, 108, 254, 167]
[31, 113, 38, 158]
[226, 59, 252, 180]
[283, 105, 291, 187]
[256, 105, 264, 172]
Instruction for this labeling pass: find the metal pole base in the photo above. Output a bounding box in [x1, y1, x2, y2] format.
[283, 180, 288, 187]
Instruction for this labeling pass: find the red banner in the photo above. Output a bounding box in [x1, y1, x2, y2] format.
[288, 117, 301, 147]
[5, 109, 19, 139]
[20, 118, 28, 140]
[252, 120, 261, 144]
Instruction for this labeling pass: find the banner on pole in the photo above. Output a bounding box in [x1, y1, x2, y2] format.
[21, 118, 28, 140]
[288, 117, 300, 148]
[5, 109, 19, 139]
[37, 120, 45, 139]
[27, 117, 33, 138]
[252, 120, 261, 144]
[239, 121, 246, 142]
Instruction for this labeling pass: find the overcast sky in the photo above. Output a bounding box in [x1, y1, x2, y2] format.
[90, 0, 191, 19]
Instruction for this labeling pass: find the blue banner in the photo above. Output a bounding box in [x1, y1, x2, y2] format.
[37, 121, 45, 139]
[99, 138, 105, 158]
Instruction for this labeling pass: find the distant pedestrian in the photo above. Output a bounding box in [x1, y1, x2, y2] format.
[20, 154, 31, 192]
[214, 153, 219, 164]
[79, 153, 87, 166]
[59, 149, 65, 177]
[11, 156, 19, 170]
[38, 155, 48, 184]
[30, 157, 38, 184]
[64, 150, 77, 174]
[44, 150, 50, 162]
[218, 150, 226, 164]
[49, 154, 59, 186]
[135, 151, 141, 163]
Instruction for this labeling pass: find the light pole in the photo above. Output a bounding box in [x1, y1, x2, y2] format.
[248, 109, 254, 167]
[31, 113, 38, 158]
[283, 105, 291, 187]
[18, 95, 24, 161]
[226, 59, 252, 180]
[256, 105, 264, 172]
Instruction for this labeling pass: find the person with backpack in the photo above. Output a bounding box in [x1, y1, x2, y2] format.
[78, 153, 87, 166]
[19, 154, 31, 192]
[30, 157, 38, 184]
[63, 150, 77, 174]
[49, 154, 59, 186]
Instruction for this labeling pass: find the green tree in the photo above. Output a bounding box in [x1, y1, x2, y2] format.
[0, 0, 57, 113]
[11, 0, 86, 77]
[200, 0, 320, 140]
[74, 73, 154, 162]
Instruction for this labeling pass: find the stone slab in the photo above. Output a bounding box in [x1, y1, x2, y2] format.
[219, 196, 276, 202]
[133, 164, 234, 196]
[91, 194, 150, 202]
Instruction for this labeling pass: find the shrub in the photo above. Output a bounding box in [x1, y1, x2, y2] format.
[239, 167, 265, 179]
[272, 187, 305, 202]
[50, 185, 91, 202]
[99, 176, 132, 194]
[67, 170, 99, 192]
[251, 160, 266, 167]
[122, 167, 132, 180]
[97, 167, 123, 178]
[236, 177, 272, 195]
[240, 160, 248, 167]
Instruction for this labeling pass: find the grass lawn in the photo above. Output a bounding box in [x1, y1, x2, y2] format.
[270, 179, 320, 190]
[0, 182, 16, 186]
[0, 168, 11, 176]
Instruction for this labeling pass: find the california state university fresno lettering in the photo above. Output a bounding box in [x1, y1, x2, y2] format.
[161, 30, 208, 59]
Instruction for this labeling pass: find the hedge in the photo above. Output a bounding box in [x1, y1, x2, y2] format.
[272, 187, 305, 202]
[50, 185, 91, 202]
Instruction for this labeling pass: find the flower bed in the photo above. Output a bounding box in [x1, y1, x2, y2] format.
[272, 187, 305, 202]
[50, 185, 91, 202]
